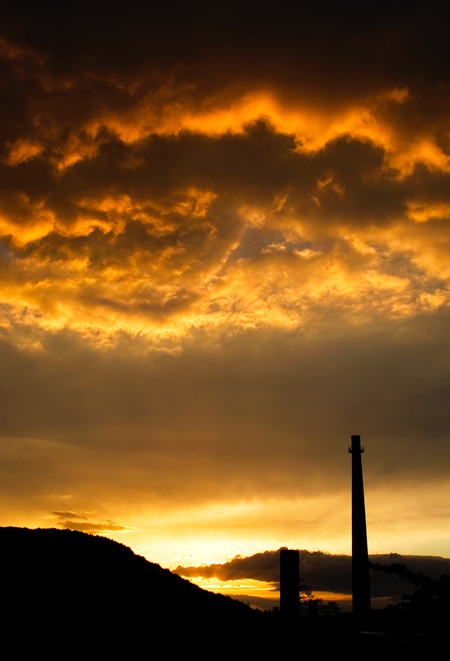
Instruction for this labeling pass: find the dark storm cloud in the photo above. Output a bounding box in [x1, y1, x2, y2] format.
[0, 118, 439, 295]
[1, 110, 446, 246]
[2, 2, 450, 152]
[175, 548, 450, 600]
[1, 1, 450, 276]
[3, 2, 449, 92]
[3, 108, 437, 332]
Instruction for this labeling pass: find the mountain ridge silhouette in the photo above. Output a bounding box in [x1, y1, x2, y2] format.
[1, 526, 257, 653]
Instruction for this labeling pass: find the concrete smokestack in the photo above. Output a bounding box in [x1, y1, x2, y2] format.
[280, 549, 300, 617]
[348, 434, 371, 626]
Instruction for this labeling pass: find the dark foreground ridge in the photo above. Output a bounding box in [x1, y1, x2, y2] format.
[2, 527, 447, 654]
[2, 526, 257, 652]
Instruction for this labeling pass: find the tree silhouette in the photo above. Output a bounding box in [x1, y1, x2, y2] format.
[370, 561, 450, 632]
[298, 579, 341, 617]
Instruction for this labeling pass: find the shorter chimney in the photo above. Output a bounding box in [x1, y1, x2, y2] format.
[280, 549, 300, 616]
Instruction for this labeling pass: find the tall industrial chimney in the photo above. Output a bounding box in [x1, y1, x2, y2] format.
[348, 434, 371, 626]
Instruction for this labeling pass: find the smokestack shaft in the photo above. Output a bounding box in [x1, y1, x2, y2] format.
[349, 435, 371, 623]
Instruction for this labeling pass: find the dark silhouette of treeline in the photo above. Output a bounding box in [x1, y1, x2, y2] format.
[370, 561, 450, 634]
[1, 527, 448, 653]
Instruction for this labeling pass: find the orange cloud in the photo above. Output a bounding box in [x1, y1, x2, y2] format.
[0, 30, 449, 343]
[6, 139, 43, 165]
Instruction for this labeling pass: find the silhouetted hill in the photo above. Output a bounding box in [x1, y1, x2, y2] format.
[1, 527, 257, 653]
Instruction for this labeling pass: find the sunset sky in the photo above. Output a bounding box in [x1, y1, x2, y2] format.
[1, 2, 450, 602]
